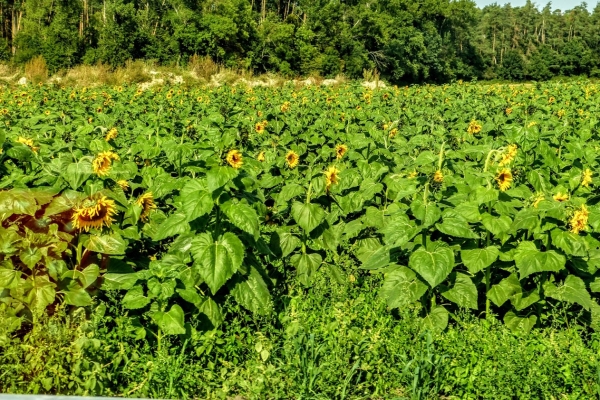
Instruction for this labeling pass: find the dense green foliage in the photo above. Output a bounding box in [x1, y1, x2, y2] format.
[3, 278, 600, 398]
[0, 0, 599, 82]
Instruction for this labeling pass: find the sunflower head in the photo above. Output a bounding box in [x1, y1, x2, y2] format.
[433, 170, 444, 183]
[389, 128, 398, 138]
[499, 144, 518, 166]
[335, 144, 348, 160]
[324, 166, 340, 191]
[255, 122, 266, 134]
[105, 127, 118, 141]
[117, 180, 129, 190]
[286, 150, 299, 169]
[467, 120, 482, 135]
[553, 192, 569, 202]
[257, 151, 265, 162]
[280, 101, 291, 113]
[532, 193, 545, 208]
[16, 137, 38, 153]
[569, 205, 589, 234]
[136, 192, 157, 222]
[226, 149, 243, 169]
[72, 195, 117, 232]
[495, 168, 512, 191]
[505, 107, 513, 115]
[558, 109, 566, 118]
[582, 169, 593, 188]
[93, 151, 119, 176]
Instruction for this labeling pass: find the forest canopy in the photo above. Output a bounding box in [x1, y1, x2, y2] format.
[0, 0, 597, 83]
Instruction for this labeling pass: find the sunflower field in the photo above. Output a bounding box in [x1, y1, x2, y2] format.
[1, 80, 600, 338]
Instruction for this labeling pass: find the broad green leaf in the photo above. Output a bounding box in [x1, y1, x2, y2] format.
[411, 199, 441, 227]
[504, 311, 536, 334]
[231, 267, 271, 315]
[380, 214, 420, 246]
[122, 285, 150, 309]
[514, 241, 565, 279]
[102, 272, 140, 290]
[191, 232, 244, 294]
[380, 266, 427, 309]
[155, 304, 186, 335]
[436, 217, 479, 239]
[441, 273, 478, 309]
[270, 231, 300, 258]
[63, 286, 93, 306]
[360, 245, 391, 270]
[421, 306, 448, 332]
[24, 276, 56, 313]
[511, 209, 539, 233]
[481, 213, 512, 236]
[291, 202, 325, 233]
[550, 229, 587, 257]
[153, 212, 190, 241]
[0, 268, 21, 289]
[544, 275, 594, 310]
[19, 247, 42, 269]
[221, 201, 260, 239]
[80, 264, 100, 289]
[409, 242, 455, 288]
[84, 233, 128, 255]
[461, 246, 499, 274]
[180, 181, 213, 221]
[207, 166, 238, 192]
[290, 252, 322, 286]
[488, 274, 521, 307]
[63, 160, 93, 190]
[198, 297, 223, 327]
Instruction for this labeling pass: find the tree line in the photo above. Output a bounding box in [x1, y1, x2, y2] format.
[0, 0, 597, 83]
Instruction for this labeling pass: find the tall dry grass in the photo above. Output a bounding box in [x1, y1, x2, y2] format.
[25, 56, 48, 84]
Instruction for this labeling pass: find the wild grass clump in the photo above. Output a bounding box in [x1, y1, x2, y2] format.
[24, 56, 48, 84]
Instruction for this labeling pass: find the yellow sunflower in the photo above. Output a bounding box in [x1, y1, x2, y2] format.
[72, 195, 117, 231]
[389, 128, 398, 138]
[505, 108, 513, 115]
[433, 170, 444, 183]
[335, 144, 348, 160]
[499, 144, 518, 166]
[582, 169, 593, 188]
[553, 192, 569, 202]
[324, 166, 340, 191]
[136, 192, 157, 222]
[226, 149, 243, 169]
[117, 180, 129, 190]
[255, 121, 266, 134]
[532, 193, 545, 208]
[280, 101, 291, 113]
[105, 127, 118, 141]
[569, 205, 589, 234]
[16, 137, 38, 153]
[495, 168, 512, 191]
[467, 120, 482, 135]
[92, 151, 119, 176]
[257, 151, 265, 162]
[286, 150, 299, 168]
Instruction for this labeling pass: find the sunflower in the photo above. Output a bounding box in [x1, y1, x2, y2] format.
[255, 121, 266, 134]
[324, 166, 340, 191]
[505, 108, 513, 115]
[280, 101, 291, 113]
[44, 110, 50, 116]
[335, 144, 348, 160]
[495, 168, 512, 191]
[105, 127, 118, 141]
[96, 107, 102, 113]
[553, 192, 569, 202]
[433, 170, 444, 183]
[569, 205, 589, 234]
[499, 144, 518, 166]
[286, 150, 299, 168]
[389, 128, 398, 138]
[257, 151, 265, 162]
[92, 151, 119, 176]
[582, 169, 593, 188]
[558, 109, 566, 118]
[136, 192, 157, 222]
[548, 96, 555, 104]
[408, 170, 418, 179]
[16, 137, 38, 153]
[532, 193, 545, 208]
[72, 195, 117, 232]
[117, 180, 129, 190]
[467, 120, 482, 135]
[226, 149, 243, 169]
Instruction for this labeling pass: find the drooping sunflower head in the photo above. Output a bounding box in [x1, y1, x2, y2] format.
[93, 151, 119, 176]
[569, 205, 589, 234]
[136, 192, 157, 222]
[257, 151, 265, 162]
[495, 168, 512, 191]
[286, 150, 299, 169]
[16, 137, 38, 153]
[72, 195, 117, 232]
[499, 144, 518, 166]
[582, 169, 593, 188]
[467, 120, 482, 135]
[335, 144, 348, 160]
[433, 170, 444, 183]
[532, 193, 545, 208]
[389, 128, 398, 138]
[505, 107, 513, 115]
[117, 180, 129, 190]
[105, 127, 118, 141]
[280, 101, 291, 113]
[553, 192, 569, 202]
[226, 149, 243, 169]
[324, 166, 340, 191]
[558, 109, 566, 118]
